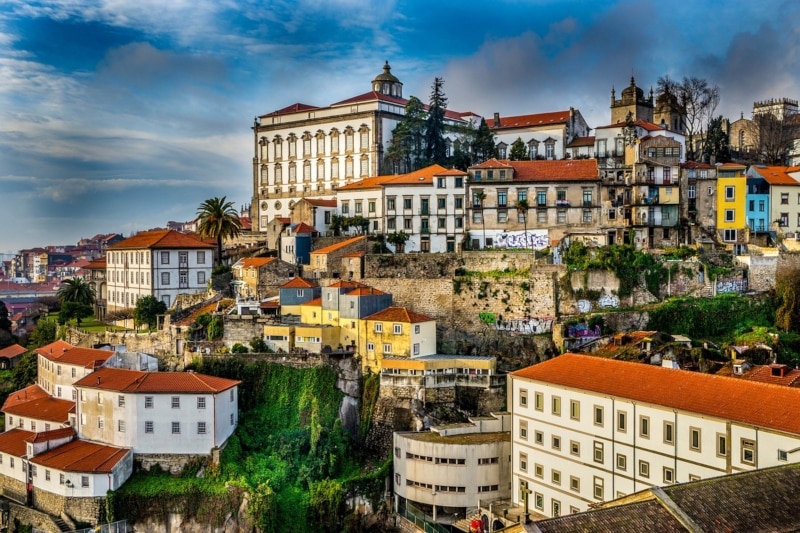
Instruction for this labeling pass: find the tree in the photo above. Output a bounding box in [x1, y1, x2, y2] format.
[776, 268, 800, 332]
[475, 191, 487, 248]
[0, 300, 12, 349]
[472, 118, 498, 163]
[702, 115, 731, 163]
[517, 198, 530, 249]
[10, 351, 37, 390]
[750, 112, 800, 165]
[28, 319, 57, 348]
[384, 96, 426, 173]
[57, 278, 95, 306]
[134, 295, 168, 330]
[58, 301, 93, 326]
[343, 216, 369, 235]
[657, 75, 719, 160]
[424, 77, 448, 166]
[509, 137, 528, 160]
[386, 231, 410, 253]
[196, 196, 243, 266]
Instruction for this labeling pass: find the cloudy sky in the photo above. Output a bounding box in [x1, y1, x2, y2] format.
[2, 0, 800, 256]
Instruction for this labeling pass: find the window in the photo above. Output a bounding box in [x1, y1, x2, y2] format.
[534, 431, 544, 445]
[552, 435, 561, 451]
[778, 449, 788, 462]
[617, 411, 627, 432]
[413, 343, 420, 355]
[594, 406, 604, 426]
[145, 421, 154, 433]
[570, 440, 580, 456]
[519, 420, 528, 440]
[593, 476, 604, 500]
[534, 391, 542, 410]
[552, 500, 561, 517]
[551, 470, 561, 485]
[197, 397, 206, 409]
[366, 342, 375, 352]
[455, 177, 464, 188]
[741, 439, 756, 465]
[593, 441, 604, 463]
[172, 422, 181, 434]
[118, 420, 125, 432]
[414, 325, 420, 334]
[45, 469, 50, 481]
[355, 201, 362, 213]
[690, 427, 701, 451]
[688, 184, 696, 199]
[534, 492, 544, 511]
[82, 476, 89, 488]
[197, 251, 205, 264]
[616, 453, 627, 471]
[570, 475, 580, 492]
[519, 389, 528, 407]
[403, 198, 412, 209]
[780, 212, 789, 226]
[781, 192, 789, 204]
[393, 324, 402, 335]
[437, 177, 446, 188]
[557, 209, 566, 223]
[498, 190, 508, 207]
[639, 416, 650, 438]
[230, 389, 235, 402]
[664, 421, 674, 444]
[403, 218, 412, 230]
[663, 467, 674, 484]
[97, 417, 104, 429]
[639, 460, 650, 478]
[552, 396, 561, 415]
[161, 272, 170, 285]
[498, 209, 508, 223]
[534, 464, 544, 478]
[145, 396, 153, 408]
[519, 452, 527, 472]
[723, 229, 737, 242]
[570, 400, 580, 420]
[759, 200, 765, 212]
[583, 189, 592, 206]
[536, 190, 546, 206]
[725, 209, 735, 222]
[717, 433, 728, 457]
[375, 323, 383, 333]
[198, 422, 207, 434]
[725, 186, 735, 201]
[198, 271, 206, 284]
[230, 413, 235, 425]
[161, 251, 169, 264]
[118, 395, 125, 407]
[383, 343, 392, 354]
[518, 189, 528, 203]
[171, 396, 180, 408]
[387, 198, 396, 211]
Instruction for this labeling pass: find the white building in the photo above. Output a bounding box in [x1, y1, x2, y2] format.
[2, 385, 74, 433]
[393, 413, 512, 524]
[489, 109, 592, 161]
[509, 353, 800, 518]
[73, 367, 240, 458]
[35, 341, 115, 401]
[106, 229, 214, 310]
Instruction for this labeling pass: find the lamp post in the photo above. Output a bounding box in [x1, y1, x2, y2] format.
[431, 490, 437, 522]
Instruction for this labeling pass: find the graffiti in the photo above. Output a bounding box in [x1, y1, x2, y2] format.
[495, 230, 549, 250]
[568, 322, 602, 338]
[717, 278, 748, 294]
[479, 312, 497, 325]
[494, 316, 554, 334]
[598, 295, 619, 308]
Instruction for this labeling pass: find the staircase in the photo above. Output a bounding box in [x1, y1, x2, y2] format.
[453, 511, 481, 533]
[52, 517, 71, 532]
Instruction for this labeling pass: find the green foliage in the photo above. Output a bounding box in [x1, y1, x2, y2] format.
[212, 264, 232, 276]
[58, 301, 93, 326]
[662, 246, 698, 260]
[197, 196, 243, 266]
[134, 295, 167, 330]
[509, 137, 528, 160]
[57, 278, 96, 306]
[250, 337, 268, 353]
[308, 479, 344, 532]
[207, 316, 223, 340]
[424, 77, 449, 166]
[386, 231, 410, 252]
[383, 96, 426, 173]
[231, 343, 249, 354]
[0, 301, 12, 345]
[10, 351, 37, 390]
[563, 242, 666, 298]
[472, 117, 499, 162]
[28, 319, 57, 347]
[775, 268, 800, 332]
[647, 294, 775, 342]
[703, 115, 731, 163]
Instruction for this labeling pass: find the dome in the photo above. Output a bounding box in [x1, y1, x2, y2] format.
[373, 61, 400, 83]
[621, 76, 644, 100]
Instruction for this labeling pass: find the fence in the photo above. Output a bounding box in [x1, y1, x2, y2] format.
[396, 501, 450, 533]
[34, 520, 127, 533]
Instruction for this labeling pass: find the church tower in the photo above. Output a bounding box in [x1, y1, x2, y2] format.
[610, 77, 654, 124]
[654, 86, 686, 133]
[372, 61, 403, 98]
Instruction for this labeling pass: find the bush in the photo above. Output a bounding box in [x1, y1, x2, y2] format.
[231, 343, 249, 354]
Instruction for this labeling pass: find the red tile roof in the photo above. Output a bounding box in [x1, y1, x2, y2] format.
[280, 277, 318, 289]
[346, 287, 386, 296]
[751, 166, 800, 186]
[326, 280, 369, 289]
[109, 229, 213, 250]
[28, 427, 75, 443]
[311, 236, 366, 255]
[682, 161, 715, 170]
[343, 251, 366, 258]
[85, 257, 107, 269]
[383, 165, 449, 185]
[741, 365, 800, 387]
[303, 198, 338, 208]
[73, 367, 240, 394]
[512, 354, 800, 436]
[35, 340, 74, 359]
[237, 257, 276, 269]
[302, 297, 322, 307]
[2, 384, 51, 408]
[260, 102, 320, 117]
[566, 136, 595, 148]
[57, 347, 115, 368]
[336, 176, 396, 191]
[719, 162, 747, 169]
[491, 110, 571, 129]
[365, 306, 434, 323]
[0, 344, 26, 359]
[471, 158, 514, 170]
[472, 159, 599, 182]
[0, 428, 34, 456]
[434, 168, 468, 176]
[291, 222, 317, 234]
[32, 439, 130, 473]
[1, 386, 74, 424]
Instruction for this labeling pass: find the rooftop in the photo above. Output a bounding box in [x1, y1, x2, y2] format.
[32, 438, 130, 474]
[310, 236, 366, 255]
[1, 385, 74, 423]
[73, 367, 240, 394]
[364, 306, 434, 323]
[108, 229, 213, 250]
[491, 110, 572, 129]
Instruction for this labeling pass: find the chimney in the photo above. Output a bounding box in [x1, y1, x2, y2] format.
[493, 112, 500, 128]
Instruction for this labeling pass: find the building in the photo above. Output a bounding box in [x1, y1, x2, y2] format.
[291, 197, 338, 235]
[280, 222, 317, 266]
[106, 229, 214, 311]
[84, 257, 107, 321]
[307, 236, 367, 279]
[0, 344, 25, 369]
[509, 353, 800, 518]
[715, 163, 748, 249]
[681, 161, 717, 244]
[231, 257, 297, 300]
[360, 306, 436, 372]
[393, 413, 512, 525]
[2, 384, 74, 432]
[489, 109, 592, 161]
[746, 165, 800, 241]
[36, 343, 115, 401]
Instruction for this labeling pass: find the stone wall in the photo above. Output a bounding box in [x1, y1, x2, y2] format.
[7, 501, 65, 533]
[221, 315, 272, 349]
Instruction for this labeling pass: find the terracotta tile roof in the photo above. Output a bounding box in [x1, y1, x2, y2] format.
[279, 277, 318, 289]
[34, 340, 75, 359]
[301, 297, 322, 307]
[260, 301, 280, 309]
[566, 135, 595, 148]
[85, 257, 106, 269]
[434, 168, 468, 176]
[471, 158, 514, 170]
[0, 428, 35, 457]
[32, 438, 130, 473]
[596, 118, 669, 132]
[302, 198, 338, 208]
[311, 236, 366, 255]
[326, 280, 369, 289]
[470, 159, 598, 182]
[719, 162, 747, 169]
[345, 287, 386, 296]
[73, 367, 240, 394]
[535, 500, 684, 532]
[260, 102, 320, 117]
[290, 222, 317, 234]
[239, 216, 252, 230]
[681, 161, 715, 169]
[383, 164, 449, 185]
[2, 384, 51, 409]
[237, 257, 276, 269]
[1, 387, 74, 424]
[740, 364, 800, 387]
[27, 427, 75, 443]
[750, 166, 800, 186]
[512, 353, 800, 436]
[56, 347, 115, 368]
[343, 251, 366, 258]
[108, 229, 213, 250]
[0, 344, 26, 359]
[335, 176, 396, 191]
[491, 110, 572, 129]
[277, 217, 291, 224]
[364, 306, 434, 323]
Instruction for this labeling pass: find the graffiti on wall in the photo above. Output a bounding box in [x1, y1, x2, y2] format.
[717, 278, 748, 294]
[598, 295, 620, 308]
[568, 322, 602, 338]
[495, 230, 549, 250]
[495, 316, 554, 335]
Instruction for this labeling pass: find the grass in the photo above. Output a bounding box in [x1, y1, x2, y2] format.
[46, 312, 128, 332]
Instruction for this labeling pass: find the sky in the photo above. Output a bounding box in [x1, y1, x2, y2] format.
[2, 0, 800, 257]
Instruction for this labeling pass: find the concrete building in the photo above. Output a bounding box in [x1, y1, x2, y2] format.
[715, 163, 749, 249]
[681, 161, 717, 244]
[360, 306, 436, 372]
[746, 165, 800, 241]
[509, 353, 800, 518]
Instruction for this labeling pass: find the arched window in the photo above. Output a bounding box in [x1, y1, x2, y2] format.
[316, 130, 326, 156]
[497, 142, 508, 159]
[360, 155, 369, 177]
[273, 136, 283, 160]
[528, 140, 539, 160]
[345, 156, 354, 178]
[287, 134, 297, 158]
[289, 162, 297, 183]
[303, 160, 311, 182]
[345, 128, 355, 152]
[359, 125, 370, 152]
[302, 132, 312, 157]
[275, 164, 283, 184]
[317, 160, 325, 181]
[330, 129, 340, 154]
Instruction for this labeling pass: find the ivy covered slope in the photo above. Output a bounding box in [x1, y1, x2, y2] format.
[110, 359, 387, 533]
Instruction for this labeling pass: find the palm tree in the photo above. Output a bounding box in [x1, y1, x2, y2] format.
[57, 278, 96, 306]
[517, 198, 530, 250]
[196, 196, 243, 266]
[475, 191, 487, 249]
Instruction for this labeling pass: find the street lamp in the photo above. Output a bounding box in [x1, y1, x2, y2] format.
[431, 490, 437, 522]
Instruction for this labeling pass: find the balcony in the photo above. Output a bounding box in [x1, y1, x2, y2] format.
[582, 200, 594, 207]
[419, 207, 430, 215]
[421, 227, 430, 234]
[555, 200, 570, 207]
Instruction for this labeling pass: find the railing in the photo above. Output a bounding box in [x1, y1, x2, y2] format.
[35, 520, 128, 533]
[397, 501, 450, 533]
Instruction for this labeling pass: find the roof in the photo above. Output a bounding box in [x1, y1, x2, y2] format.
[279, 277, 318, 289]
[739, 364, 800, 387]
[434, 168, 468, 176]
[326, 280, 369, 289]
[260, 102, 320, 117]
[0, 344, 26, 359]
[596, 118, 672, 132]
[534, 499, 685, 532]
[236, 257, 276, 269]
[72, 367, 240, 394]
[38, 344, 114, 368]
[511, 353, 800, 436]
[331, 90, 407, 108]
[719, 162, 747, 169]
[85, 257, 107, 269]
[1, 385, 74, 423]
[32, 438, 130, 474]
[290, 222, 317, 234]
[302, 198, 338, 208]
[345, 287, 386, 296]
[335, 176, 396, 191]
[566, 136, 595, 148]
[471, 159, 598, 182]
[681, 161, 715, 170]
[108, 229, 213, 250]
[364, 306, 434, 323]
[0, 428, 35, 457]
[750, 166, 800, 186]
[490, 110, 572, 129]
[28, 427, 75, 443]
[301, 297, 322, 307]
[382, 164, 449, 185]
[34, 340, 75, 359]
[311, 236, 366, 255]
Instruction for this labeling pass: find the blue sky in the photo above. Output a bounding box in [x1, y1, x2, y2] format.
[2, 0, 799, 256]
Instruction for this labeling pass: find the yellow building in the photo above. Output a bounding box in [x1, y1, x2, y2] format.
[360, 306, 436, 373]
[716, 162, 748, 246]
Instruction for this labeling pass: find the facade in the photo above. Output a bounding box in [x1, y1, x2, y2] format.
[360, 306, 436, 372]
[715, 163, 749, 247]
[291, 197, 338, 235]
[106, 229, 214, 311]
[36, 343, 114, 402]
[231, 257, 297, 300]
[510, 353, 800, 518]
[307, 236, 367, 279]
[489, 109, 592, 161]
[2, 385, 74, 432]
[84, 257, 107, 321]
[72, 367, 240, 456]
[746, 166, 800, 239]
[393, 413, 512, 524]
[681, 161, 717, 244]
[280, 222, 316, 266]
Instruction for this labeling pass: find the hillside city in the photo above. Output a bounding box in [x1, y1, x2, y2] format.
[2, 63, 800, 532]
